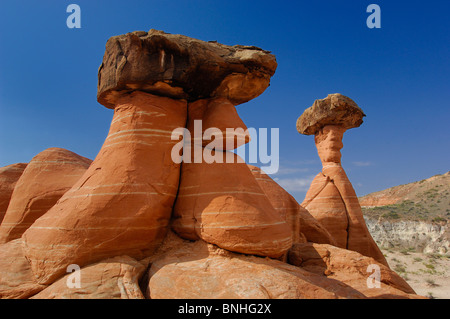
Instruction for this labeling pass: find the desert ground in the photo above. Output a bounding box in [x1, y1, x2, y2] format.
[382, 248, 450, 299]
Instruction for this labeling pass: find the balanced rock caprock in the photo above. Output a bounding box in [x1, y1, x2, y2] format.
[297, 94, 388, 266]
[0, 148, 91, 243]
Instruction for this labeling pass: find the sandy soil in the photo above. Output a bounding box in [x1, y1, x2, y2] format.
[382, 249, 450, 299]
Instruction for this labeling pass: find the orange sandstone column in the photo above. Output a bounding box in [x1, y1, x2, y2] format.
[23, 29, 287, 283]
[297, 94, 388, 266]
[248, 165, 336, 246]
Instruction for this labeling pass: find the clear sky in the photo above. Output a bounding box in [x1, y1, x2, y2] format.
[0, 0, 449, 203]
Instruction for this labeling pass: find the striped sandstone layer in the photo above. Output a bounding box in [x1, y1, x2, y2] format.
[172, 94, 291, 258]
[302, 172, 348, 248]
[0, 148, 91, 243]
[298, 95, 388, 266]
[97, 30, 277, 108]
[22, 92, 187, 284]
[0, 163, 27, 223]
[303, 163, 388, 266]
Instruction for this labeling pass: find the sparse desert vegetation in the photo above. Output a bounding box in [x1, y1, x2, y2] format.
[382, 249, 449, 299]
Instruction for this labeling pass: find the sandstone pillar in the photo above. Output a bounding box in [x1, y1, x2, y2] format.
[297, 94, 388, 266]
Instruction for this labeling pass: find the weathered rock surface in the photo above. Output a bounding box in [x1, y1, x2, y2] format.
[302, 173, 349, 248]
[359, 172, 450, 208]
[288, 243, 422, 299]
[32, 256, 146, 299]
[98, 29, 277, 108]
[248, 165, 335, 245]
[23, 92, 187, 284]
[0, 31, 422, 300]
[298, 95, 388, 266]
[0, 148, 91, 243]
[145, 232, 421, 299]
[187, 98, 250, 150]
[297, 93, 365, 135]
[0, 163, 27, 223]
[172, 150, 292, 258]
[360, 172, 449, 255]
[172, 56, 290, 260]
[0, 239, 46, 299]
[302, 139, 388, 265]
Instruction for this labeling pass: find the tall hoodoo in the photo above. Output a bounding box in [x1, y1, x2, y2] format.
[297, 93, 388, 266]
[97, 29, 277, 107]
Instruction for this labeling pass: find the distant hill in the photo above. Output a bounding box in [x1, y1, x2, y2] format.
[359, 172, 450, 223]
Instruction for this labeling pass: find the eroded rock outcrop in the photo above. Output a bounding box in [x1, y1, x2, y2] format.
[97, 29, 277, 107]
[0, 163, 27, 224]
[172, 99, 292, 258]
[32, 256, 146, 299]
[187, 97, 251, 150]
[0, 30, 422, 299]
[298, 94, 388, 266]
[288, 243, 421, 299]
[172, 150, 292, 258]
[0, 239, 46, 299]
[22, 29, 288, 284]
[22, 92, 187, 284]
[163, 31, 292, 258]
[0, 148, 91, 243]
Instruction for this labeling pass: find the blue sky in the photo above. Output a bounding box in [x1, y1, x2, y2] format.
[0, 0, 449, 203]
